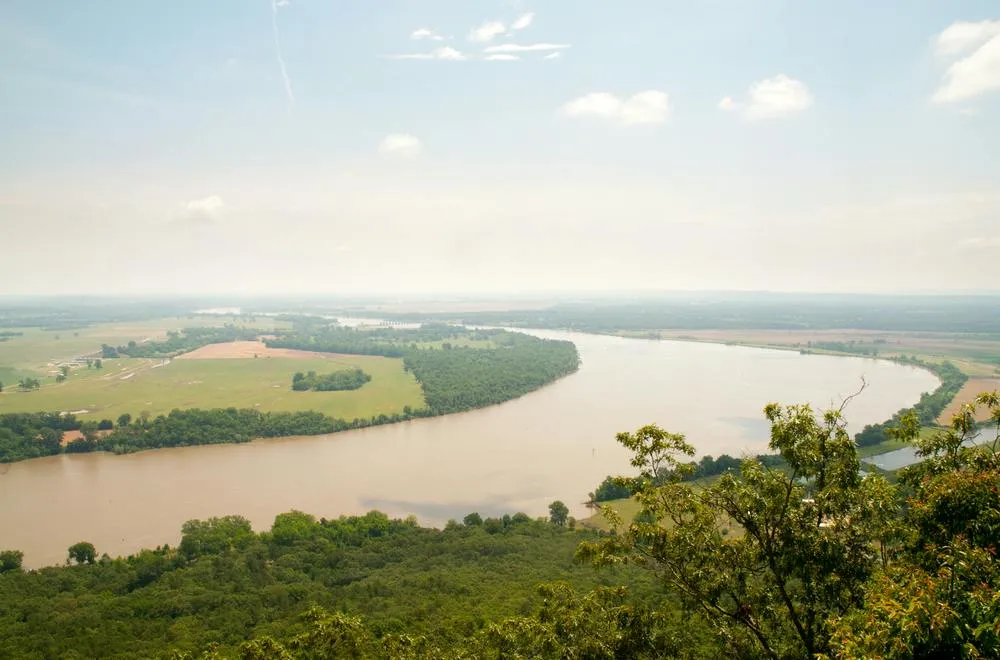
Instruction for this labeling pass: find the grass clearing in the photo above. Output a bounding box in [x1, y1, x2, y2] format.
[580, 494, 742, 538]
[580, 475, 738, 535]
[0, 354, 424, 421]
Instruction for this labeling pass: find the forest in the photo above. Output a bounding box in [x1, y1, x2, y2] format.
[0, 412, 82, 462]
[291, 369, 371, 392]
[401, 331, 580, 414]
[270, 325, 580, 415]
[0, 511, 678, 659]
[1, 391, 996, 658]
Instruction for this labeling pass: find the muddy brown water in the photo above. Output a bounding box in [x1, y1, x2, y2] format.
[0, 330, 939, 567]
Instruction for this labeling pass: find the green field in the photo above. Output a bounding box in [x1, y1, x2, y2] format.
[0, 317, 289, 377]
[0, 353, 424, 422]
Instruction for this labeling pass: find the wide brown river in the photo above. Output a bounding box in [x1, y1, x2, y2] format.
[0, 330, 938, 567]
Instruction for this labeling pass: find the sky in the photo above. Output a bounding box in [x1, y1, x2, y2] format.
[0, 0, 998, 296]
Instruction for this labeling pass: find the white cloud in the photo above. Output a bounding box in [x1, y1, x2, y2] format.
[544, 52, 561, 60]
[932, 21, 1000, 103]
[958, 236, 1000, 249]
[561, 91, 670, 126]
[378, 134, 423, 157]
[411, 28, 445, 41]
[182, 196, 226, 223]
[935, 20, 1000, 56]
[469, 21, 506, 43]
[484, 43, 569, 54]
[721, 74, 812, 121]
[511, 13, 535, 31]
[486, 54, 520, 61]
[186, 195, 224, 214]
[389, 47, 466, 61]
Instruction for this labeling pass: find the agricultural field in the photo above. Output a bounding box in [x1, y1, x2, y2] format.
[0, 350, 423, 422]
[0, 318, 424, 422]
[0, 316, 289, 379]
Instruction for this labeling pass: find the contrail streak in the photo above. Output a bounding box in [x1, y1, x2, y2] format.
[271, 0, 294, 112]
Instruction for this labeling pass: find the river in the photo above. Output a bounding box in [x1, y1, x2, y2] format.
[0, 330, 939, 567]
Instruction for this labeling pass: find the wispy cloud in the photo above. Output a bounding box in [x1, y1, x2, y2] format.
[958, 236, 1000, 250]
[484, 43, 569, 54]
[179, 196, 226, 224]
[720, 74, 813, 120]
[511, 13, 535, 31]
[469, 21, 506, 43]
[486, 54, 520, 62]
[411, 28, 445, 41]
[379, 134, 424, 157]
[561, 91, 670, 126]
[388, 47, 466, 61]
[271, 0, 294, 112]
[932, 20, 1000, 103]
[544, 52, 562, 60]
[935, 20, 1000, 56]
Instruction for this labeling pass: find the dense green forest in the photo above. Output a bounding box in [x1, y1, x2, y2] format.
[2, 393, 996, 658]
[270, 325, 580, 415]
[401, 331, 580, 414]
[0, 412, 82, 462]
[0, 512, 686, 659]
[266, 323, 484, 358]
[291, 369, 371, 392]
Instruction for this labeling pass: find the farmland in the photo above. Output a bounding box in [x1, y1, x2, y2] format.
[0, 318, 424, 422]
[0, 352, 422, 422]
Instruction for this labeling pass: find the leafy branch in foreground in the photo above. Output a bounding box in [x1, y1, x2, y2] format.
[578, 390, 1000, 659]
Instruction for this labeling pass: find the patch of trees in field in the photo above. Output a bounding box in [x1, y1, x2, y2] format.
[291, 369, 371, 391]
[0, 331, 22, 343]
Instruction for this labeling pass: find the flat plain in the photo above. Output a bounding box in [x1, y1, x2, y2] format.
[0, 319, 424, 421]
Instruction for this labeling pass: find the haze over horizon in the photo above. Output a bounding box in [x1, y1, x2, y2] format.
[1, 1, 998, 296]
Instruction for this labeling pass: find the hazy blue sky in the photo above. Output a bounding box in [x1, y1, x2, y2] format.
[1, 1, 997, 295]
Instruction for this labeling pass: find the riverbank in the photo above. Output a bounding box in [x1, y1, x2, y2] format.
[0, 329, 938, 567]
[0, 326, 580, 463]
